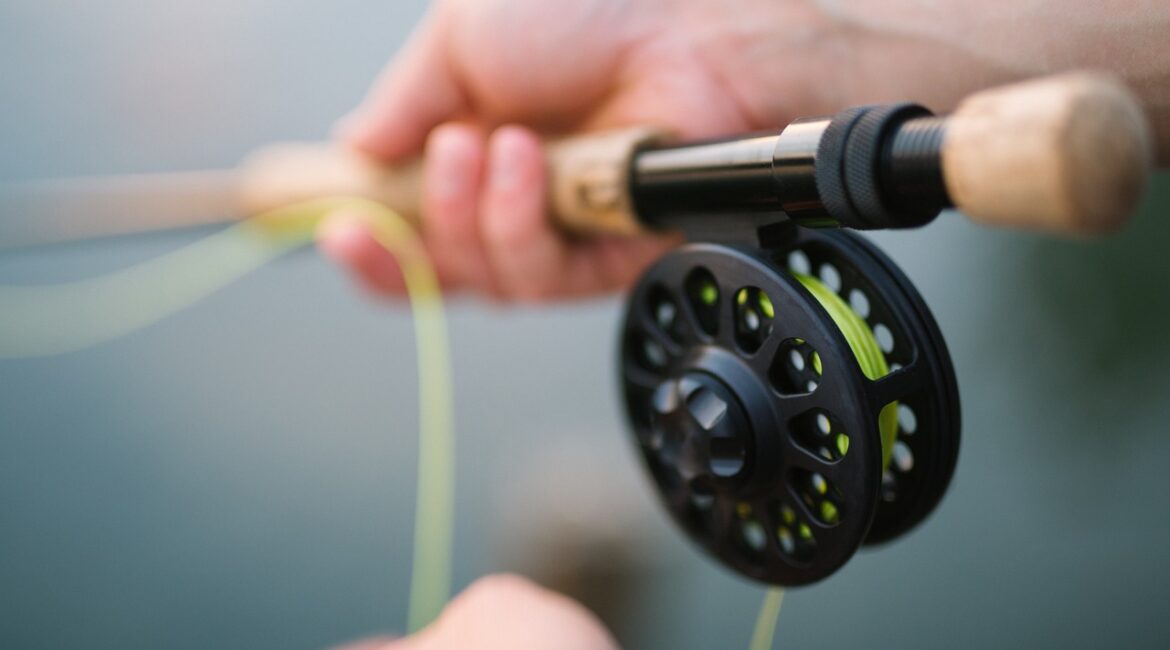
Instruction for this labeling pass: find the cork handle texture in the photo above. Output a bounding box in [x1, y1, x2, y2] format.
[239, 128, 663, 236]
[239, 143, 424, 223]
[545, 127, 665, 235]
[942, 72, 1153, 235]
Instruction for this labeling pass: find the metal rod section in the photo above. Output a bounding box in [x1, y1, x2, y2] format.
[629, 105, 957, 234]
[631, 133, 786, 226]
[771, 117, 835, 226]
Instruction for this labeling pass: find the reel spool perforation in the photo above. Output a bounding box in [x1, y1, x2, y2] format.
[621, 228, 959, 585]
[769, 337, 826, 396]
[642, 284, 691, 349]
[682, 267, 722, 340]
[788, 408, 851, 465]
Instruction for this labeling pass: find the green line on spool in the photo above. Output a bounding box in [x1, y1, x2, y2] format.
[794, 273, 898, 469]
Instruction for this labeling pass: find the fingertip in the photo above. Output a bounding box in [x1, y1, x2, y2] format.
[425, 123, 486, 203]
[421, 574, 620, 650]
[487, 126, 544, 193]
[316, 212, 408, 295]
[483, 125, 547, 241]
[419, 123, 497, 293]
[316, 212, 370, 263]
[481, 125, 564, 300]
[336, 109, 423, 162]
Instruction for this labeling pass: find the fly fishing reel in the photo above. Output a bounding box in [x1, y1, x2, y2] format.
[610, 74, 1150, 587]
[621, 225, 959, 585]
[606, 100, 976, 586]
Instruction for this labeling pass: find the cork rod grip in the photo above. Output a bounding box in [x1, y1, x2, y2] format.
[238, 127, 663, 237]
[941, 72, 1154, 235]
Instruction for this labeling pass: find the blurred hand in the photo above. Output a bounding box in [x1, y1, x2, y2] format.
[320, 0, 813, 301]
[334, 575, 619, 650]
[322, 0, 1165, 300]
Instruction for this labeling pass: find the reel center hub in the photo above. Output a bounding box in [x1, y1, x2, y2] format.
[650, 371, 755, 486]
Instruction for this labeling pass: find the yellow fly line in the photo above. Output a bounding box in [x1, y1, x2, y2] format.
[0, 197, 454, 633]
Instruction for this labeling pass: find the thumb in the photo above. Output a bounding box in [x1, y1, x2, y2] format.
[387, 574, 620, 650]
[338, 10, 468, 162]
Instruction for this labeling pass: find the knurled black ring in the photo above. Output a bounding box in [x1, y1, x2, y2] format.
[814, 106, 874, 229]
[841, 103, 933, 229]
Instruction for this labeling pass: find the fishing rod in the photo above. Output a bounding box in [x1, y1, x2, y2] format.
[0, 72, 1154, 587]
[1, 73, 1150, 248]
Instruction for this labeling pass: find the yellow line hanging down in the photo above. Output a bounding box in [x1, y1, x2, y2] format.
[0, 197, 455, 633]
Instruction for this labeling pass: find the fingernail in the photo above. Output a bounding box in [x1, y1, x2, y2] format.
[489, 127, 526, 192]
[431, 127, 472, 199]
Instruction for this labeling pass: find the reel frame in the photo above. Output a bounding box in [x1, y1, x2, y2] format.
[620, 224, 959, 586]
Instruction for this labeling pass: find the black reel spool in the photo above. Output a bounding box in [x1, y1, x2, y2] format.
[620, 226, 959, 586]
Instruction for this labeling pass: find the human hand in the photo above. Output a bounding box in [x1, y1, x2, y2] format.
[320, 0, 786, 301]
[322, 0, 1169, 301]
[333, 574, 619, 650]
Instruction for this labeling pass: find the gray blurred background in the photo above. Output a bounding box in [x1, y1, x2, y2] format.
[1, 1, 1168, 648]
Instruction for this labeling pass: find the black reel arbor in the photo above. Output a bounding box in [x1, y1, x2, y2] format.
[620, 225, 960, 586]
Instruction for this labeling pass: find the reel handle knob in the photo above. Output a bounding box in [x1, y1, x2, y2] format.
[942, 72, 1153, 235]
